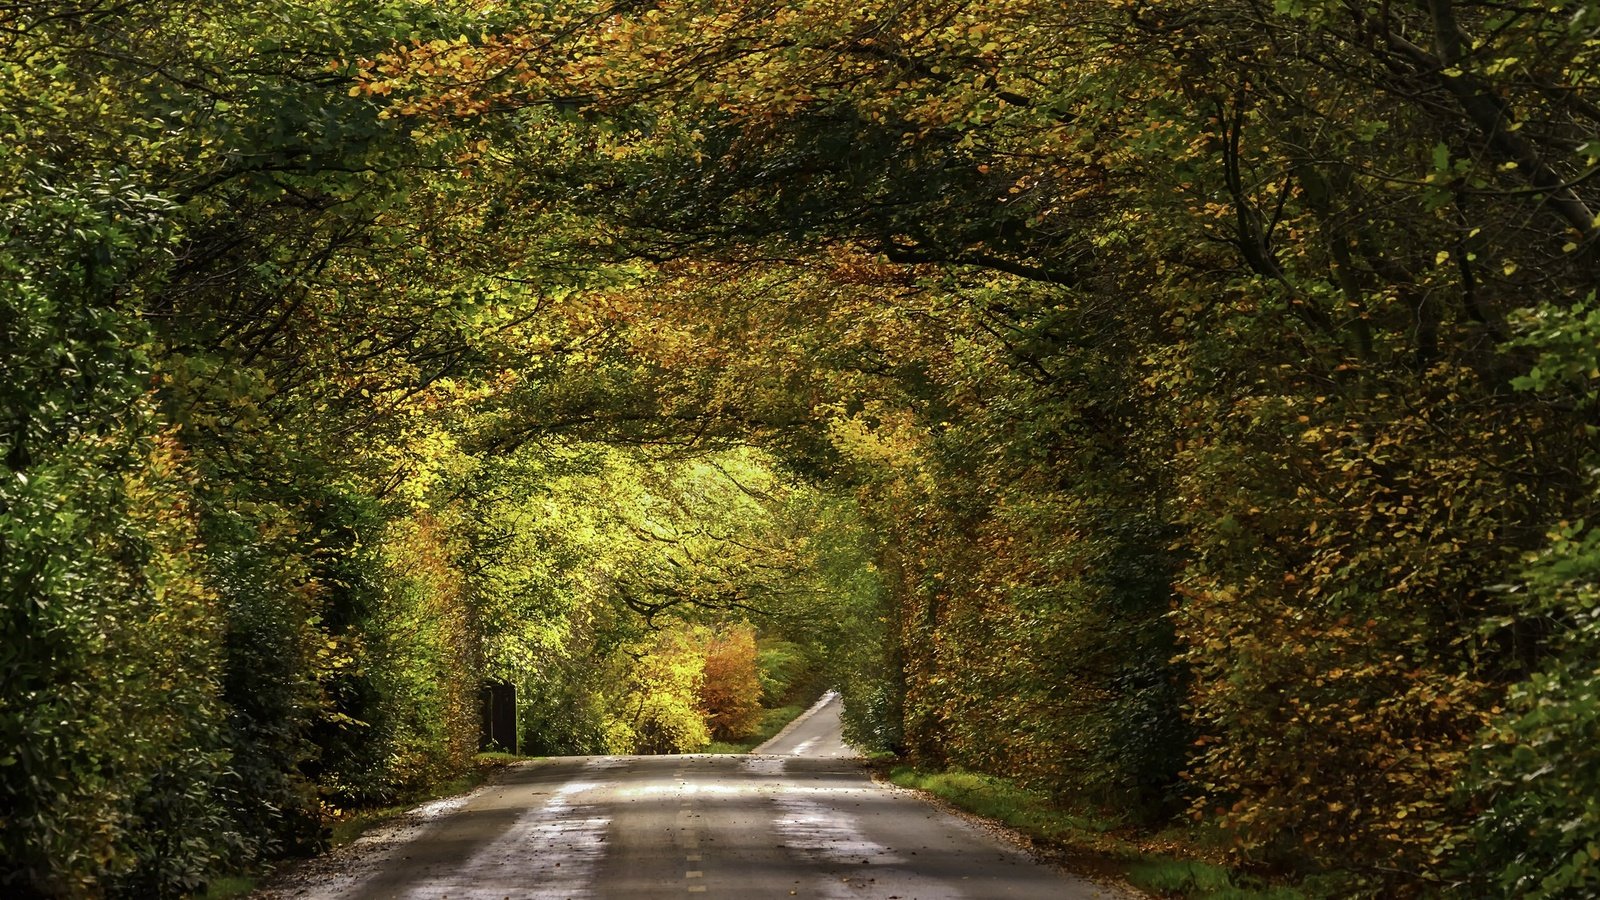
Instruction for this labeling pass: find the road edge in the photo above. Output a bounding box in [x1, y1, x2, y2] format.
[246, 758, 529, 898]
[865, 764, 1149, 900]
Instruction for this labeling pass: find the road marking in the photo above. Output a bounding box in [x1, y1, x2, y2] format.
[686, 887, 706, 894]
[685, 852, 701, 861]
[686, 871, 703, 878]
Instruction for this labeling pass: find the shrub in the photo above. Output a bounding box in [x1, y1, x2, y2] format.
[698, 625, 764, 741]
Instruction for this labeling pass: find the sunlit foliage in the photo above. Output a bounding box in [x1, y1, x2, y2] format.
[8, 0, 1600, 895]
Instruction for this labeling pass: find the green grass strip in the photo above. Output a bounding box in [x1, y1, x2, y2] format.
[886, 765, 1317, 899]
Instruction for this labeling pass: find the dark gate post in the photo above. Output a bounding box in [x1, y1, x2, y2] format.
[479, 681, 517, 753]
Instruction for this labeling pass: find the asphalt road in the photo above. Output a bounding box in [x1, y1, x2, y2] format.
[749, 691, 858, 758]
[263, 694, 1122, 900]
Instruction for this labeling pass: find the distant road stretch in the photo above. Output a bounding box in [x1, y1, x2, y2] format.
[259, 693, 1122, 900]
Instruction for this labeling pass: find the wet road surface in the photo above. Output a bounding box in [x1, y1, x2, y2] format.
[261, 694, 1125, 900]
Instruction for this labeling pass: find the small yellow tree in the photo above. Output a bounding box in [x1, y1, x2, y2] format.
[624, 628, 711, 754]
[698, 625, 764, 741]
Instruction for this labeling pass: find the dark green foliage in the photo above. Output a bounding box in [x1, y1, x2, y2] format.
[754, 640, 814, 706]
[0, 172, 235, 895]
[204, 502, 326, 860]
[518, 665, 614, 757]
[1462, 526, 1600, 898]
[1, 1, 497, 893]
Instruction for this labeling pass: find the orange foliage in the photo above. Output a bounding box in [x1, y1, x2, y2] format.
[697, 625, 764, 741]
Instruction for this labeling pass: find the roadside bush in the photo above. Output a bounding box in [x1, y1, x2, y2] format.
[1464, 525, 1600, 898]
[698, 625, 763, 741]
[621, 628, 710, 754]
[200, 491, 326, 861]
[0, 177, 239, 897]
[519, 664, 613, 756]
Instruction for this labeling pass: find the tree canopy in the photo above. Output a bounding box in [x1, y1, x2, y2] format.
[5, 0, 1600, 896]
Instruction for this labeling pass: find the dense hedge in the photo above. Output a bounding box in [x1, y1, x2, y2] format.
[0, 2, 494, 893]
[12, 1, 1600, 897]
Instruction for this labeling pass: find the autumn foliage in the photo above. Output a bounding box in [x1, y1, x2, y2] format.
[10, 0, 1600, 896]
[697, 625, 764, 741]
[354, 0, 1600, 891]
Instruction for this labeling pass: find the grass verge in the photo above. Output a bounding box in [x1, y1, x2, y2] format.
[701, 702, 809, 753]
[197, 875, 257, 899]
[884, 765, 1319, 899]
